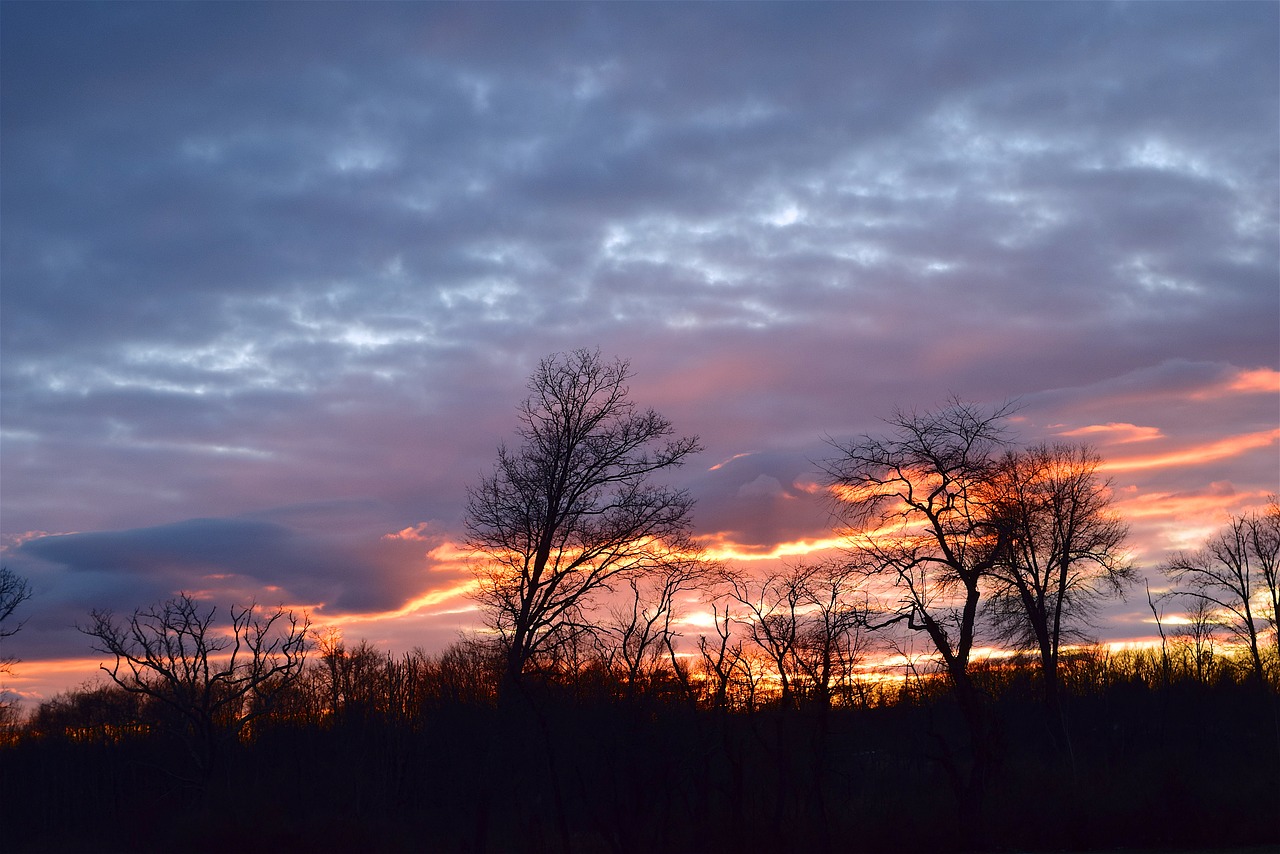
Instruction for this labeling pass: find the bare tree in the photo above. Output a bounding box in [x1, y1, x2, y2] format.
[822, 398, 1014, 840]
[1173, 597, 1221, 684]
[84, 593, 309, 781]
[594, 556, 705, 696]
[695, 601, 748, 710]
[1, 566, 32, 661]
[312, 633, 398, 720]
[791, 560, 872, 709]
[822, 399, 1014, 703]
[425, 634, 504, 706]
[0, 567, 33, 725]
[1164, 502, 1280, 685]
[1254, 498, 1280, 663]
[722, 561, 869, 709]
[723, 565, 806, 707]
[984, 443, 1135, 704]
[466, 349, 702, 686]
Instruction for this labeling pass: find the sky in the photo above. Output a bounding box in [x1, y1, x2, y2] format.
[2, 2, 1277, 704]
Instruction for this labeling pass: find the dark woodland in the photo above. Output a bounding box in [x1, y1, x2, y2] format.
[2, 639, 1278, 854]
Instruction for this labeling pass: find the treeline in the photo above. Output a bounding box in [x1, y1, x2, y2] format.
[3, 633, 1278, 854]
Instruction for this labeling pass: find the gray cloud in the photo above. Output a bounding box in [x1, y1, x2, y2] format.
[2, 3, 1276, 682]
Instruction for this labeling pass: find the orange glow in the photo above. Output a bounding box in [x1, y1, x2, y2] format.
[698, 535, 845, 562]
[424, 540, 479, 564]
[2, 655, 113, 702]
[709, 452, 756, 471]
[1191, 366, 1280, 399]
[676, 609, 723, 630]
[1059, 422, 1163, 443]
[314, 578, 481, 631]
[383, 522, 436, 541]
[1099, 428, 1279, 471]
[1113, 484, 1269, 521]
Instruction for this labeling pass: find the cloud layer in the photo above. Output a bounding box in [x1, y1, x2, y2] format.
[2, 3, 1276, 697]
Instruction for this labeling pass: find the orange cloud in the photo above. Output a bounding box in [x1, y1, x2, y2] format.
[1190, 366, 1280, 399]
[1113, 484, 1276, 553]
[2, 656, 114, 701]
[314, 578, 481, 629]
[1100, 429, 1280, 472]
[699, 534, 846, 562]
[382, 522, 436, 541]
[0, 530, 73, 552]
[709, 452, 756, 471]
[1112, 483, 1267, 521]
[425, 540, 479, 566]
[1059, 422, 1163, 444]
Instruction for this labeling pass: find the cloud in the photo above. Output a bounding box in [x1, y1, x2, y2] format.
[736, 474, 787, 500]
[1059, 423, 1164, 444]
[1, 2, 1276, 697]
[1100, 429, 1280, 473]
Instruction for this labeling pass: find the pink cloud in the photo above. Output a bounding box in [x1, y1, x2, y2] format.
[1058, 422, 1164, 444]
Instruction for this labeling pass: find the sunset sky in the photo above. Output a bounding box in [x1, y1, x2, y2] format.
[2, 2, 1277, 704]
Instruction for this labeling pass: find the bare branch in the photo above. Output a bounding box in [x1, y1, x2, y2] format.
[81, 593, 309, 781]
[466, 349, 704, 685]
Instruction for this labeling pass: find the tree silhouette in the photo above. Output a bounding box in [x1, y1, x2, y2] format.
[466, 349, 702, 687]
[791, 560, 872, 709]
[593, 556, 705, 697]
[823, 399, 1014, 703]
[84, 593, 309, 782]
[0, 567, 33, 725]
[822, 398, 1015, 842]
[1164, 501, 1280, 685]
[723, 565, 806, 707]
[984, 443, 1134, 705]
[0, 567, 32, 666]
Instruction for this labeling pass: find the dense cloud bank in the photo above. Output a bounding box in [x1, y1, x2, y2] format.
[1, 3, 1276, 685]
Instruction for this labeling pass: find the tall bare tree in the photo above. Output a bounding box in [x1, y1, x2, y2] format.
[1164, 501, 1280, 685]
[823, 399, 1014, 703]
[984, 443, 1134, 704]
[466, 349, 702, 687]
[695, 601, 750, 710]
[722, 561, 869, 708]
[823, 398, 1014, 840]
[1173, 597, 1221, 684]
[84, 593, 309, 780]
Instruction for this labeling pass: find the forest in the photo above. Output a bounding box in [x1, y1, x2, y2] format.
[1, 350, 1277, 853]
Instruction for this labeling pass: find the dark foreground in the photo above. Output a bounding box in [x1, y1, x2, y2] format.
[3, 665, 1278, 854]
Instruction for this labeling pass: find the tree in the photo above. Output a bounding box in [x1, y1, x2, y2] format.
[593, 555, 705, 697]
[720, 561, 868, 709]
[0, 567, 32, 661]
[822, 398, 1014, 841]
[984, 443, 1134, 704]
[0, 567, 33, 725]
[1173, 597, 1221, 684]
[1163, 502, 1280, 685]
[466, 349, 702, 687]
[822, 399, 1014, 702]
[723, 565, 807, 707]
[84, 593, 309, 781]
[791, 560, 872, 709]
[694, 601, 752, 710]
